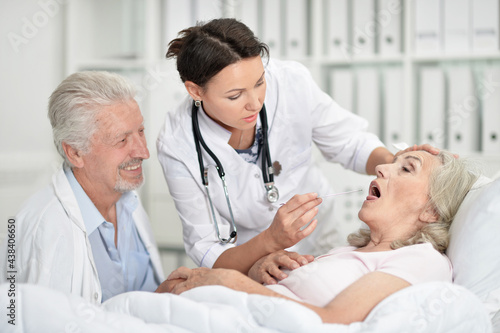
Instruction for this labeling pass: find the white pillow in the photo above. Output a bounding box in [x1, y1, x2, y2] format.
[447, 176, 500, 324]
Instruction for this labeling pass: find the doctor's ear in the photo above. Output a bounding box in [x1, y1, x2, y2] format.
[184, 81, 203, 102]
[62, 142, 84, 168]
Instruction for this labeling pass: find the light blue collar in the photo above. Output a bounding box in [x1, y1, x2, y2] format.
[64, 167, 137, 234]
[65, 167, 106, 234]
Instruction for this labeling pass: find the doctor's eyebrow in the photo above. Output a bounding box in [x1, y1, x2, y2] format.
[224, 71, 266, 94]
[256, 71, 265, 83]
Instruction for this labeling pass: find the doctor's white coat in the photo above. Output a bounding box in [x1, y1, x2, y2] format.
[157, 59, 384, 267]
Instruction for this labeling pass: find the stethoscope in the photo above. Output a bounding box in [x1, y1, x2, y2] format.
[191, 100, 279, 244]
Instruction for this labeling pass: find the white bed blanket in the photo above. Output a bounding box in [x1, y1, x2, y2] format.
[0, 281, 492, 333]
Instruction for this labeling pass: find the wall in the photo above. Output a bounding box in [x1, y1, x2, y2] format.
[0, 0, 65, 240]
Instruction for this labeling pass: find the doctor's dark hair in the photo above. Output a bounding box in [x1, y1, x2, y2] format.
[48, 71, 136, 166]
[347, 151, 479, 253]
[166, 18, 269, 88]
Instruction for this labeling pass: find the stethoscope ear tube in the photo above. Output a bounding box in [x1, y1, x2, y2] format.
[260, 105, 273, 184]
[260, 105, 279, 203]
[191, 100, 279, 243]
[203, 168, 237, 244]
[192, 101, 237, 244]
[192, 102, 225, 180]
[192, 105, 207, 185]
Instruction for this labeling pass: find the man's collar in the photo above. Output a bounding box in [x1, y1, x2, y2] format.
[65, 166, 139, 234]
[65, 167, 106, 234]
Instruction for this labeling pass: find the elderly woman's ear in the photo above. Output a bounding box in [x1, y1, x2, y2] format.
[419, 205, 439, 223]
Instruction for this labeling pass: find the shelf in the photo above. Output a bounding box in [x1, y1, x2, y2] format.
[310, 53, 500, 67]
[315, 55, 405, 66]
[72, 58, 157, 71]
[411, 52, 500, 63]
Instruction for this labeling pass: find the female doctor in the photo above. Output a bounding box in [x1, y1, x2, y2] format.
[157, 18, 436, 276]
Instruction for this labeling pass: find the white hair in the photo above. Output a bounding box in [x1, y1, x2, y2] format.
[348, 151, 479, 253]
[48, 71, 136, 166]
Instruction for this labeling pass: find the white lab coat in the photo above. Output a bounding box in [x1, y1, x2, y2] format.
[0, 165, 165, 305]
[157, 59, 384, 268]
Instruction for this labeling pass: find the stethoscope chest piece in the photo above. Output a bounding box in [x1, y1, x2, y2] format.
[266, 184, 279, 203]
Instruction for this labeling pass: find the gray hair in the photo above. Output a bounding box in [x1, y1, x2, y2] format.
[348, 151, 479, 253]
[48, 71, 136, 165]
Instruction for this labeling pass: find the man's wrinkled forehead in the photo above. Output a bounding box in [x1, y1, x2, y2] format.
[93, 101, 144, 143]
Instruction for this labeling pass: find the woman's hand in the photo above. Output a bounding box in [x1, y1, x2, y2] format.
[211, 193, 320, 274]
[265, 193, 322, 251]
[248, 250, 314, 285]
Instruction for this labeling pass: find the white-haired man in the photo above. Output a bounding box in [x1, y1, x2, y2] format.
[0, 71, 164, 304]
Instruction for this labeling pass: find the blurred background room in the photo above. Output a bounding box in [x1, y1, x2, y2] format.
[1, 0, 500, 274]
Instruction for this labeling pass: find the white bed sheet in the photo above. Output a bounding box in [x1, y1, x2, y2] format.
[0, 281, 492, 333]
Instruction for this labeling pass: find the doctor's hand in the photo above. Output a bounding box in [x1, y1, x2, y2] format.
[394, 143, 440, 158]
[394, 143, 459, 159]
[265, 193, 322, 252]
[248, 250, 314, 285]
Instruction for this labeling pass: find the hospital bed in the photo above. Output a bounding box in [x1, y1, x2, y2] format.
[1, 176, 499, 333]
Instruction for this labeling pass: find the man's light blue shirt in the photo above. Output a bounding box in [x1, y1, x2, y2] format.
[65, 168, 158, 302]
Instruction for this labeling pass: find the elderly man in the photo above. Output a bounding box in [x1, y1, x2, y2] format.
[0, 71, 164, 304]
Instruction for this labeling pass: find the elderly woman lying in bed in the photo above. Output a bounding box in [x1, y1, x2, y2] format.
[159, 150, 478, 324]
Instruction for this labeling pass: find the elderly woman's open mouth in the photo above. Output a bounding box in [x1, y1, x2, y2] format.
[367, 181, 381, 200]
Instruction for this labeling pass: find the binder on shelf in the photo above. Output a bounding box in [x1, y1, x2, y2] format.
[414, 0, 442, 54]
[382, 67, 408, 145]
[262, 0, 282, 58]
[419, 67, 445, 147]
[377, 0, 402, 56]
[446, 67, 480, 153]
[443, 0, 471, 53]
[164, 0, 193, 46]
[352, 0, 376, 58]
[325, 0, 349, 59]
[355, 68, 380, 137]
[329, 68, 354, 112]
[471, 0, 499, 52]
[481, 67, 500, 153]
[235, 0, 259, 36]
[285, 0, 308, 58]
